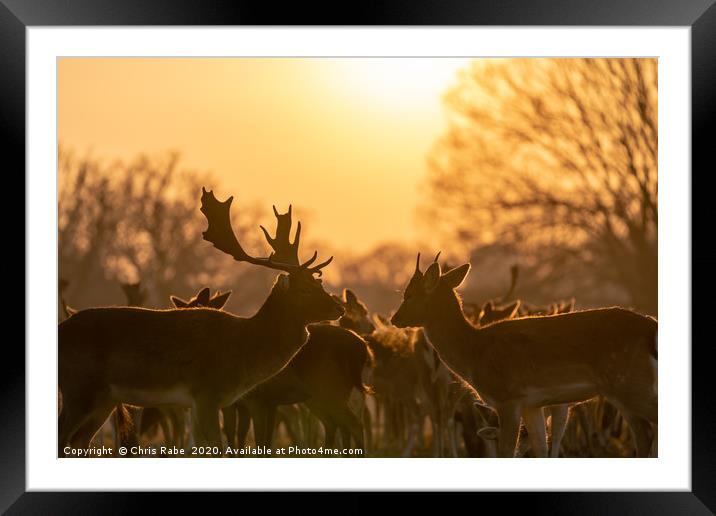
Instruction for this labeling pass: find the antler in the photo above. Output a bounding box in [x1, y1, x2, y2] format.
[500, 264, 520, 303]
[200, 187, 333, 276]
[260, 205, 301, 265]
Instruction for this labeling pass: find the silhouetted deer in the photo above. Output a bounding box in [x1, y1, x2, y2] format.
[462, 265, 575, 457]
[335, 289, 376, 336]
[336, 287, 463, 457]
[120, 281, 148, 308]
[472, 298, 570, 458]
[477, 300, 521, 326]
[117, 283, 217, 452]
[363, 324, 428, 456]
[166, 209, 373, 453]
[232, 323, 372, 451]
[519, 298, 576, 317]
[329, 289, 421, 455]
[391, 254, 657, 458]
[58, 188, 342, 456]
[464, 264, 519, 323]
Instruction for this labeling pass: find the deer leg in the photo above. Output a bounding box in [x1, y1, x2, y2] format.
[319, 402, 364, 451]
[335, 407, 365, 450]
[374, 401, 383, 447]
[522, 407, 548, 458]
[68, 404, 115, 451]
[222, 405, 237, 448]
[299, 404, 319, 447]
[58, 394, 100, 455]
[432, 407, 442, 457]
[251, 402, 277, 449]
[515, 426, 531, 458]
[236, 403, 251, 448]
[58, 405, 73, 457]
[447, 416, 459, 457]
[193, 401, 223, 455]
[362, 404, 373, 455]
[172, 409, 187, 450]
[394, 402, 404, 448]
[165, 409, 177, 448]
[264, 406, 277, 449]
[496, 405, 522, 458]
[249, 402, 266, 447]
[548, 405, 570, 458]
[113, 408, 124, 447]
[277, 405, 301, 445]
[305, 401, 337, 448]
[608, 387, 657, 458]
[174, 408, 187, 449]
[458, 405, 479, 457]
[186, 409, 196, 449]
[337, 426, 349, 449]
[387, 401, 398, 446]
[118, 406, 140, 450]
[157, 411, 172, 447]
[401, 405, 420, 457]
[323, 419, 337, 448]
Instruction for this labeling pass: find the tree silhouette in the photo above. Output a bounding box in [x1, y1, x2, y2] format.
[425, 58, 657, 314]
[58, 148, 269, 312]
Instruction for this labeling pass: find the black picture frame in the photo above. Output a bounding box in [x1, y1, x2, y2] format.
[5, 0, 714, 512]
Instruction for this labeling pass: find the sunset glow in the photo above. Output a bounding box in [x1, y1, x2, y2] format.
[58, 58, 469, 252]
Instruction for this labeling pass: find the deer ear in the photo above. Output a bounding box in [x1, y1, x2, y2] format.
[210, 291, 231, 309]
[562, 298, 575, 313]
[371, 313, 387, 328]
[507, 300, 521, 318]
[442, 263, 470, 290]
[171, 296, 188, 308]
[196, 288, 211, 306]
[344, 289, 358, 306]
[423, 262, 442, 293]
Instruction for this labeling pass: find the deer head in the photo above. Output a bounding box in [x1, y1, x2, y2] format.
[478, 299, 521, 326]
[121, 282, 148, 307]
[558, 298, 576, 314]
[200, 187, 343, 324]
[391, 253, 470, 328]
[335, 288, 376, 336]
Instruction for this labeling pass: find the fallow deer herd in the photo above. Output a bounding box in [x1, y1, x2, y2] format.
[58, 188, 658, 458]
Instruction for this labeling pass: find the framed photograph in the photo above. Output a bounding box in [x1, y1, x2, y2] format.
[6, 0, 714, 512]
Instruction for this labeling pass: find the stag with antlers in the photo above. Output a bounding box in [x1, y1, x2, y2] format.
[167, 205, 373, 452]
[58, 188, 342, 456]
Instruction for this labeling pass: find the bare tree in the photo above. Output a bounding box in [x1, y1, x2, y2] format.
[425, 58, 657, 314]
[58, 148, 268, 311]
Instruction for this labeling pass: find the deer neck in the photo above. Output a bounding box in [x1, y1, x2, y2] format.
[243, 287, 309, 380]
[422, 290, 483, 383]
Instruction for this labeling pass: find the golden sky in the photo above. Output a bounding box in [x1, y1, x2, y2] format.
[58, 58, 470, 253]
